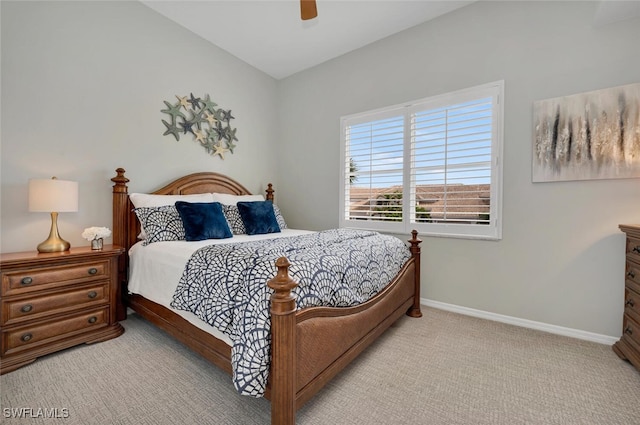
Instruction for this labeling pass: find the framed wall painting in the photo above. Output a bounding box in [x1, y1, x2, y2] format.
[532, 82, 640, 182]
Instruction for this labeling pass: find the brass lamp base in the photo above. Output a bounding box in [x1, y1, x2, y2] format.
[37, 212, 71, 253]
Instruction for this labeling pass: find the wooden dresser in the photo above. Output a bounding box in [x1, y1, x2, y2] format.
[0, 245, 125, 374]
[613, 225, 640, 372]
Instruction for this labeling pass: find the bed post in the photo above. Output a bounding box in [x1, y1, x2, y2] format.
[407, 230, 422, 318]
[111, 168, 130, 321]
[267, 257, 298, 425]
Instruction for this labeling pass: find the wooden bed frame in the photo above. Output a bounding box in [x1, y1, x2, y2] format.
[111, 168, 422, 425]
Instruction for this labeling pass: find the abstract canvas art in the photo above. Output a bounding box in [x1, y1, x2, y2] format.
[533, 83, 640, 182]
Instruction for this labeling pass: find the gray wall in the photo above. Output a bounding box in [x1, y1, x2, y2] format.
[2, 1, 639, 339]
[1, 1, 278, 252]
[275, 1, 640, 338]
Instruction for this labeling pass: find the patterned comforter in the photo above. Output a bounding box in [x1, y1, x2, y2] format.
[170, 228, 411, 397]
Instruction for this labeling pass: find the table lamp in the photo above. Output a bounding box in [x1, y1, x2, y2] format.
[28, 177, 79, 253]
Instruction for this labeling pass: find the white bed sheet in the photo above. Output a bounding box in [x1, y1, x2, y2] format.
[128, 229, 315, 345]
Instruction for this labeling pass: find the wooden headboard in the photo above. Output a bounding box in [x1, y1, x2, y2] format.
[111, 167, 274, 253]
[110, 167, 274, 319]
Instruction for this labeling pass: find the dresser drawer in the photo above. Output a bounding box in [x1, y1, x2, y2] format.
[2, 283, 108, 326]
[1, 260, 109, 296]
[625, 287, 640, 323]
[2, 307, 108, 356]
[626, 236, 640, 265]
[621, 314, 640, 351]
[626, 261, 640, 294]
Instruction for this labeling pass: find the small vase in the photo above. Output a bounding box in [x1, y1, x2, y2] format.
[91, 238, 103, 250]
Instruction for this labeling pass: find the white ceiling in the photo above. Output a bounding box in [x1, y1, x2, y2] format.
[141, 0, 475, 79]
[141, 0, 640, 80]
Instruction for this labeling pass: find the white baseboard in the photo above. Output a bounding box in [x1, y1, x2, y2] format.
[421, 298, 619, 345]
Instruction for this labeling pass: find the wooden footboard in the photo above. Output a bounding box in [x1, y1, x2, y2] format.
[294, 258, 417, 406]
[267, 236, 420, 424]
[111, 168, 421, 425]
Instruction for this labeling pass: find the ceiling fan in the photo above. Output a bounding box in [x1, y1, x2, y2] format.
[300, 0, 318, 20]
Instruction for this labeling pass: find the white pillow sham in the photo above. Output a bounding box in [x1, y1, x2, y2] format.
[130, 192, 214, 208]
[211, 193, 264, 205]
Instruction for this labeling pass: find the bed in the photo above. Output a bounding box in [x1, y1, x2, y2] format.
[110, 168, 422, 424]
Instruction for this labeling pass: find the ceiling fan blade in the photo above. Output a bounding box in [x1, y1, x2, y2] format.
[300, 0, 318, 20]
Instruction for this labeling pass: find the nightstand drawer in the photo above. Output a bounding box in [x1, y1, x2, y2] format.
[2, 283, 108, 326]
[2, 307, 108, 356]
[2, 260, 109, 296]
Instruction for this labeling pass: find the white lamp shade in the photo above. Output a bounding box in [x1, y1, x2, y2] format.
[28, 178, 79, 212]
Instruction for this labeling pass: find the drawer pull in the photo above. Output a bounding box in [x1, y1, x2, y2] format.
[20, 304, 33, 313]
[625, 326, 633, 335]
[20, 277, 33, 285]
[88, 316, 97, 324]
[626, 299, 635, 308]
[88, 268, 98, 275]
[628, 271, 636, 279]
[87, 291, 98, 299]
[633, 246, 640, 254]
[21, 333, 33, 342]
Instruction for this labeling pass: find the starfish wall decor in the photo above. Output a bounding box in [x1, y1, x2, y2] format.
[161, 93, 238, 159]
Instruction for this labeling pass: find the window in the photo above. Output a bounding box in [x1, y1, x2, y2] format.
[340, 81, 503, 240]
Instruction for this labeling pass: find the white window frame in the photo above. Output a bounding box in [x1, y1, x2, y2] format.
[339, 81, 504, 240]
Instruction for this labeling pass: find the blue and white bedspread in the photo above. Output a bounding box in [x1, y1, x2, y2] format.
[170, 228, 411, 397]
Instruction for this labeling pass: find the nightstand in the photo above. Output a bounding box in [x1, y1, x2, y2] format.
[0, 245, 125, 374]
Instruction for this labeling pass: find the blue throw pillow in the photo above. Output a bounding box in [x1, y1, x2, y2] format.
[236, 201, 281, 235]
[175, 201, 233, 241]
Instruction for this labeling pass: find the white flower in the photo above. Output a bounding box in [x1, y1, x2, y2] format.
[82, 226, 112, 241]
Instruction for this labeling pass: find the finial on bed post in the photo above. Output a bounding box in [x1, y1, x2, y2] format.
[407, 230, 423, 318]
[111, 168, 130, 249]
[111, 168, 130, 321]
[111, 168, 129, 192]
[265, 183, 275, 202]
[267, 257, 297, 425]
[268, 257, 298, 304]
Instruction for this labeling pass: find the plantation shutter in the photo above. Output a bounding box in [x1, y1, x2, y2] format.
[340, 81, 502, 240]
[343, 110, 405, 226]
[410, 97, 493, 225]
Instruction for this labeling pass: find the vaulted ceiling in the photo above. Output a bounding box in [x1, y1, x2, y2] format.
[141, 1, 640, 80]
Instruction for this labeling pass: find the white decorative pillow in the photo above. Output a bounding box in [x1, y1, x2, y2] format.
[211, 193, 264, 205]
[130, 193, 214, 239]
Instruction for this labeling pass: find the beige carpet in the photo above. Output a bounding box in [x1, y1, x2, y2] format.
[2, 307, 640, 424]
